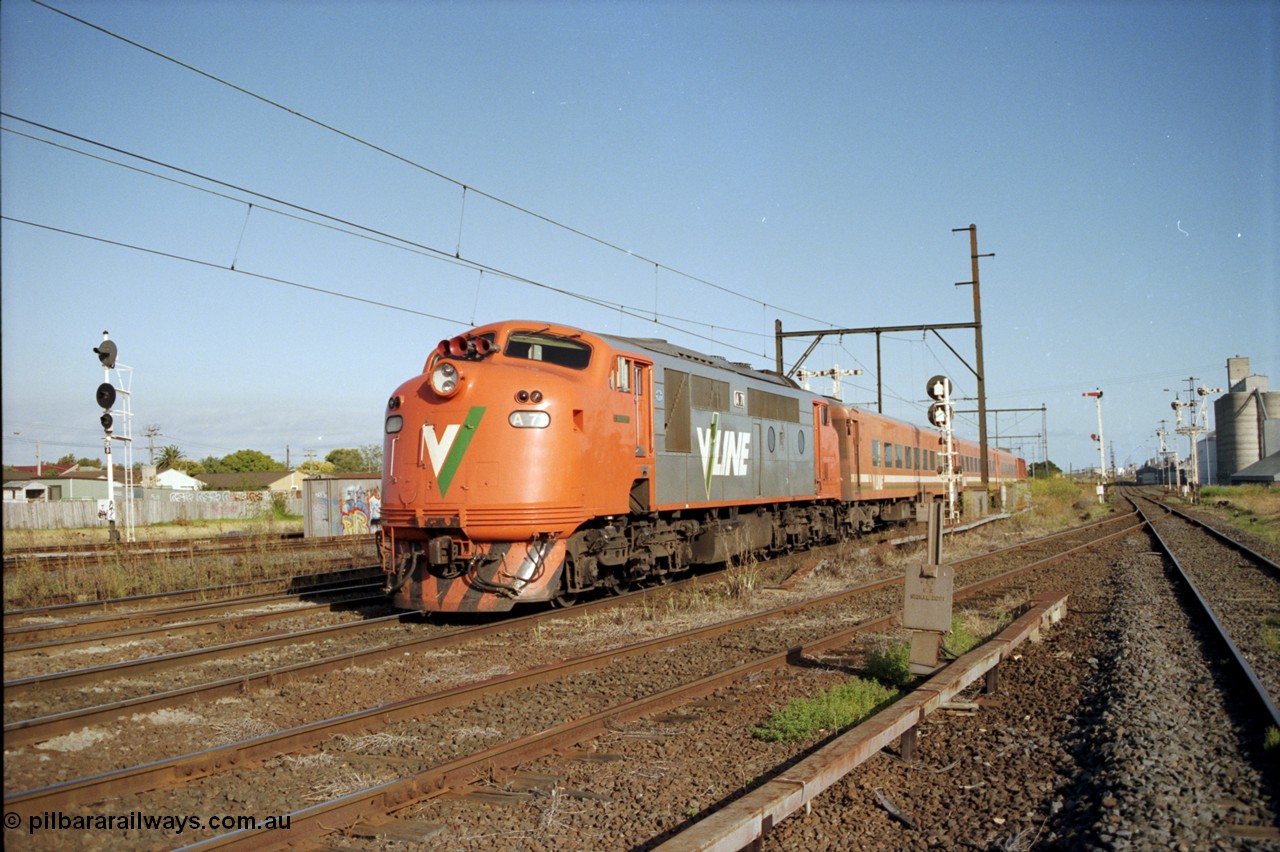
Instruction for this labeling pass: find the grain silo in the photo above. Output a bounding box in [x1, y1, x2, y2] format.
[1212, 356, 1280, 483]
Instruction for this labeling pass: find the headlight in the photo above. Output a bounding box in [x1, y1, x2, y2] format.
[429, 361, 460, 396]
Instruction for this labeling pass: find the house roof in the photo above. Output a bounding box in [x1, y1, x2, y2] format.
[1229, 451, 1280, 483]
[197, 471, 299, 489]
[3, 464, 77, 481]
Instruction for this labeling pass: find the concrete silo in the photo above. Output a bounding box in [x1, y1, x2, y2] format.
[1212, 357, 1280, 484]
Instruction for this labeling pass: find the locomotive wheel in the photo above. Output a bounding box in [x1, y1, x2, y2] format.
[551, 590, 578, 608]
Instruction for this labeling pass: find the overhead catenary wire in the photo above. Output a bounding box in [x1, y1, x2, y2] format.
[29, 0, 838, 332]
[16, 0, 935, 406]
[0, 118, 777, 362]
[1, 216, 468, 324]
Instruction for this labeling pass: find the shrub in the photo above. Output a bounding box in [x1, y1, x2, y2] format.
[863, 641, 913, 687]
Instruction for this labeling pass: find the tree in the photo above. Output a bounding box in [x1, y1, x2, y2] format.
[1029, 459, 1063, 478]
[325, 448, 366, 472]
[358, 443, 384, 473]
[172, 459, 205, 476]
[156, 445, 185, 471]
[55, 453, 77, 466]
[298, 459, 337, 476]
[75, 457, 103, 468]
[212, 449, 281, 472]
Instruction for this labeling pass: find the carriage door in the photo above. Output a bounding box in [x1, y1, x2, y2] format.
[812, 401, 839, 498]
[619, 356, 654, 511]
[833, 409, 860, 502]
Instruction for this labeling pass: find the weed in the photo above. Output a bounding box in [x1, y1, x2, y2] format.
[752, 677, 899, 742]
[1265, 726, 1279, 751]
[943, 615, 981, 657]
[1263, 617, 1280, 654]
[864, 640, 913, 687]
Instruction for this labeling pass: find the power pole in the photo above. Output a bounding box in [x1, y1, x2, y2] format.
[145, 424, 162, 465]
[952, 224, 994, 489]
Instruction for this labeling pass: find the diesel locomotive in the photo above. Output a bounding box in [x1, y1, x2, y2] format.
[379, 319, 1026, 612]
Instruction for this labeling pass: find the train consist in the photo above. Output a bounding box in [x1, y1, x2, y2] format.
[380, 320, 1026, 612]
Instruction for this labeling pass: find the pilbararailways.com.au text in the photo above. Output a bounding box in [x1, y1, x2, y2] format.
[8, 810, 291, 835]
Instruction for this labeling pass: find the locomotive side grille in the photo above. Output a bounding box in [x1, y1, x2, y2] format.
[465, 506, 587, 529]
[382, 506, 586, 530]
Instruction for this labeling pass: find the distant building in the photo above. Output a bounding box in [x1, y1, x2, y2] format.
[1213, 356, 1280, 484]
[1230, 453, 1279, 485]
[154, 468, 205, 490]
[1197, 431, 1216, 486]
[0, 472, 116, 502]
[196, 470, 305, 496]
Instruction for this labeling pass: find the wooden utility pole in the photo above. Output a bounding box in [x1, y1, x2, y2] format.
[952, 224, 993, 488]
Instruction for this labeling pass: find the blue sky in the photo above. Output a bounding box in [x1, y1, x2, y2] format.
[2, 0, 1276, 474]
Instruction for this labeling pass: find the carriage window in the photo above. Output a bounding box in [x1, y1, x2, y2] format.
[871, 440, 881, 467]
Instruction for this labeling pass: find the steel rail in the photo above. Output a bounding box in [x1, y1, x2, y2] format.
[2, 564, 383, 626]
[3, 586, 384, 656]
[1, 571, 715, 747]
[11, 518, 1142, 844]
[1129, 496, 1280, 731]
[1141, 494, 1280, 580]
[3, 582, 380, 643]
[1, 540, 376, 584]
[1, 610, 413, 700]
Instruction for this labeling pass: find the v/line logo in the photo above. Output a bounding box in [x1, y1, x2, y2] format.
[696, 412, 751, 496]
[422, 407, 486, 496]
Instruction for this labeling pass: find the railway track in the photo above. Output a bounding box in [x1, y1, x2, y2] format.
[748, 492, 1280, 849]
[1123, 488, 1280, 730]
[3, 575, 384, 650]
[3, 512, 1146, 848]
[2, 533, 372, 573]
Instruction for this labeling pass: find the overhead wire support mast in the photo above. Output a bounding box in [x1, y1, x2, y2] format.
[773, 225, 994, 487]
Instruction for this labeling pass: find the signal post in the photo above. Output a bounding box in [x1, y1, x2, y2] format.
[904, 375, 957, 679]
[94, 331, 134, 543]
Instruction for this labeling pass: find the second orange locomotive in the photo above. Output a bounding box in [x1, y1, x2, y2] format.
[380, 320, 1025, 612]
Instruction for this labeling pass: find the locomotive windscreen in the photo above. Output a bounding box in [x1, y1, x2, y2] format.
[504, 332, 592, 369]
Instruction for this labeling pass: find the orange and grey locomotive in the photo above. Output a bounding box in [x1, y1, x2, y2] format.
[380, 320, 1026, 613]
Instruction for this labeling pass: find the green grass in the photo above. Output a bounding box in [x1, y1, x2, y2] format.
[1265, 726, 1279, 751]
[752, 678, 899, 742]
[1197, 485, 1280, 550]
[943, 615, 981, 657]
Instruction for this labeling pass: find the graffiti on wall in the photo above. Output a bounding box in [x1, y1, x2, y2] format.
[313, 485, 381, 536]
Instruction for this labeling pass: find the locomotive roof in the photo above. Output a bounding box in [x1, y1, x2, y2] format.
[600, 333, 799, 391]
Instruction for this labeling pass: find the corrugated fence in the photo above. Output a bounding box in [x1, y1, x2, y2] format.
[3, 491, 305, 530]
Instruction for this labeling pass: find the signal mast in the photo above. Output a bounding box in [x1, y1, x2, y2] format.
[794, 364, 864, 401]
[93, 331, 135, 543]
[1082, 389, 1105, 503]
[926, 374, 959, 523]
